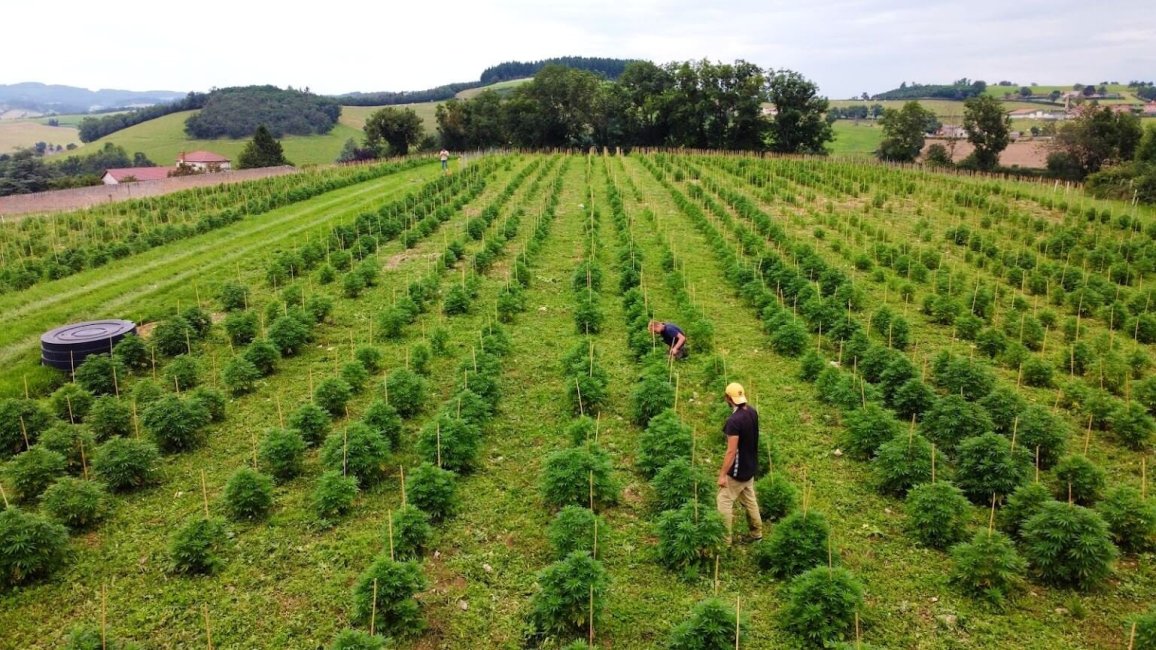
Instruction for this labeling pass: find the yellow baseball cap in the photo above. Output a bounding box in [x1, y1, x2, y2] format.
[725, 382, 747, 405]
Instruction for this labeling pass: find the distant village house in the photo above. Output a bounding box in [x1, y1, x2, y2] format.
[1007, 108, 1066, 120]
[102, 150, 230, 185]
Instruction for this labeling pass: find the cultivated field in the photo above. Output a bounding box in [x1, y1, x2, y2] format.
[0, 153, 1154, 649]
[0, 120, 79, 155]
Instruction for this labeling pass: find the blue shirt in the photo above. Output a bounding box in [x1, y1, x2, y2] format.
[660, 323, 685, 348]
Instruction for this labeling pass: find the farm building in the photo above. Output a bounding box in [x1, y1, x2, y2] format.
[1145, 102, 1156, 116]
[937, 125, 967, 138]
[1007, 108, 1066, 120]
[101, 167, 175, 184]
[176, 150, 231, 171]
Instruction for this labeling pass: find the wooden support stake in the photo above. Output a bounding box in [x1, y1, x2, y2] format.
[387, 511, 395, 561]
[202, 605, 213, 650]
[200, 470, 210, 518]
[101, 583, 108, 650]
[400, 466, 407, 506]
[371, 578, 379, 636]
[735, 596, 741, 650]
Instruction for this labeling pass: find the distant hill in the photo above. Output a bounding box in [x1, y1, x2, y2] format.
[0, 82, 185, 114]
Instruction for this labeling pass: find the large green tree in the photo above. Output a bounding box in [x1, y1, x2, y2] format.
[877, 101, 937, 162]
[962, 95, 1010, 171]
[765, 70, 833, 154]
[1050, 105, 1143, 177]
[236, 125, 292, 169]
[364, 107, 425, 156]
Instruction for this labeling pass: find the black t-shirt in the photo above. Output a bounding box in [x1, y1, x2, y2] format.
[723, 405, 759, 481]
[660, 323, 685, 347]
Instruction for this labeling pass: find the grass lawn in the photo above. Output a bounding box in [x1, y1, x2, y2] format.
[340, 102, 439, 134]
[829, 120, 882, 156]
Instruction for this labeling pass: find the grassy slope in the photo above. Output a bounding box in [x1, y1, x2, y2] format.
[0, 121, 80, 154]
[829, 99, 1045, 122]
[829, 120, 883, 156]
[455, 78, 531, 99]
[340, 102, 439, 134]
[1, 154, 1153, 648]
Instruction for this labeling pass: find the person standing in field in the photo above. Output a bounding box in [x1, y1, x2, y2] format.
[648, 319, 688, 360]
[717, 382, 762, 544]
[439, 149, 450, 173]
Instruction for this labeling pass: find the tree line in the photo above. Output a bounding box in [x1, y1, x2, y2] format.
[479, 57, 640, 84]
[413, 60, 832, 153]
[78, 92, 208, 142]
[0, 143, 155, 196]
[872, 79, 989, 101]
[184, 86, 341, 139]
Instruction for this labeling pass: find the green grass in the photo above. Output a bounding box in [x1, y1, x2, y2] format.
[340, 102, 439, 134]
[829, 120, 882, 156]
[829, 99, 1046, 121]
[1, 153, 1153, 649]
[68, 110, 365, 167]
[984, 83, 1146, 104]
[455, 78, 531, 100]
[0, 120, 80, 154]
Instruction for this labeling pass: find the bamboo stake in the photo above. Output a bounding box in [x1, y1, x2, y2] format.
[101, 583, 107, 650]
[400, 466, 407, 506]
[203, 605, 213, 650]
[371, 578, 379, 636]
[200, 470, 210, 518]
[0, 483, 9, 508]
[735, 596, 741, 650]
[387, 511, 395, 561]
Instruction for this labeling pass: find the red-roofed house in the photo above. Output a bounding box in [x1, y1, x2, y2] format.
[176, 151, 231, 171]
[1144, 103, 1156, 116]
[101, 167, 175, 184]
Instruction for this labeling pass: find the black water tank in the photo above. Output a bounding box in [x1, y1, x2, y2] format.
[41, 320, 137, 371]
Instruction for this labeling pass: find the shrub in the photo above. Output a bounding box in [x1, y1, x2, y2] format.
[754, 511, 832, 578]
[0, 508, 69, 588]
[321, 423, 390, 487]
[342, 270, 365, 298]
[242, 339, 281, 377]
[931, 353, 995, 400]
[51, 383, 94, 423]
[385, 368, 427, 419]
[920, 394, 994, 454]
[999, 482, 1054, 539]
[363, 400, 403, 450]
[312, 470, 359, 525]
[130, 379, 163, 407]
[638, 408, 693, 478]
[1110, 402, 1155, 450]
[890, 378, 936, 421]
[3, 447, 66, 503]
[443, 283, 471, 315]
[328, 630, 384, 650]
[955, 433, 1027, 504]
[950, 529, 1027, 606]
[389, 505, 433, 560]
[290, 403, 330, 447]
[573, 293, 604, 334]
[630, 371, 675, 427]
[1016, 406, 1068, 469]
[305, 295, 334, 324]
[417, 415, 480, 474]
[905, 481, 971, 549]
[1021, 501, 1117, 589]
[565, 416, 598, 447]
[873, 433, 933, 496]
[341, 361, 370, 394]
[267, 314, 310, 355]
[41, 477, 109, 530]
[112, 334, 150, 371]
[223, 468, 274, 522]
[86, 396, 132, 441]
[405, 462, 458, 521]
[798, 350, 827, 382]
[779, 566, 865, 647]
[258, 427, 307, 483]
[314, 377, 353, 417]
[651, 458, 712, 513]
[755, 471, 798, 522]
[180, 306, 212, 339]
[351, 556, 426, 636]
[1053, 454, 1106, 505]
[656, 502, 727, 575]
[843, 404, 901, 460]
[221, 356, 261, 396]
[74, 354, 124, 396]
[92, 438, 159, 491]
[376, 306, 409, 340]
[0, 398, 53, 458]
[1095, 485, 1155, 553]
[187, 387, 226, 423]
[152, 318, 195, 356]
[527, 551, 609, 638]
[669, 597, 747, 650]
[769, 318, 810, 357]
[142, 395, 210, 453]
[541, 445, 618, 510]
[39, 424, 96, 476]
[168, 517, 227, 575]
[355, 346, 384, 374]
[1021, 358, 1055, 388]
[548, 505, 607, 560]
[1130, 608, 1156, 650]
[978, 386, 1026, 435]
[429, 326, 450, 356]
[163, 355, 200, 391]
[217, 282, 249, 311]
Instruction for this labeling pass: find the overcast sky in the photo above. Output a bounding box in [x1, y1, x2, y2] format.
[5, 0, 1154, 99]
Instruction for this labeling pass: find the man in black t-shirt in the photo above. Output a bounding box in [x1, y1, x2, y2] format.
[648, 320, 688, 360]
[716, 382, 763, 544]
